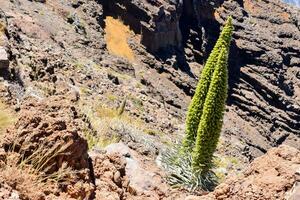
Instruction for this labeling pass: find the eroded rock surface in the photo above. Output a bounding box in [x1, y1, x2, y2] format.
[2, 95, 89, 173]
[90, 143, 187, 200]
[195, 145, 300, 200]
[0, 95, 94, 200]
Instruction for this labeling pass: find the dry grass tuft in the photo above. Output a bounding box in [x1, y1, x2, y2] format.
[0, 142, 77, 199]
[0, 22, 6, 46]
[0, 164, 46, 199]
[80, 102, 148, 149]
[104, 16, 135, 62]
[0, 101, 17, 134]
[0, 152, 56, 199]
[0, 22, 5, 33]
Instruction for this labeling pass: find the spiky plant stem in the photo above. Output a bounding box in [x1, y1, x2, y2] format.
[192, 47, 229, 172]
[183, 17, 233, 150]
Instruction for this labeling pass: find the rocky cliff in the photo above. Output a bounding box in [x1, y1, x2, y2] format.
[100, 0, 300, 160]
[0, 0, 299, 199]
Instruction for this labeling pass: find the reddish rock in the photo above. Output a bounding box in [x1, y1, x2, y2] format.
[2, 95, 89, 173]
[196, 145, 300, 200]
[1, 95, 93, 200]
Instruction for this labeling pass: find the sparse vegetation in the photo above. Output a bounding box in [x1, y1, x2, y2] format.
[106, 93, 118, 101]
[0, 163, 49, 199]
[117, 98, 127, 116]
[81, 101, 144, 149]
[0, 101, 16, 134]
[0, 22, 6, 34]
[128, 95, 144, 112]
[144, 129, 164, 136]
[1, 140, 77, 199]
[67, 12, 87, 35]
[0, 22, 6, 45]
[160, 145, 217, 191]
[105, 17, 135, 61]
[84, 128, 120, 149]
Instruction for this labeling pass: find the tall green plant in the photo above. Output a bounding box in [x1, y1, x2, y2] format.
[192, 47, 229, 171]
[183, 17, 233, 149]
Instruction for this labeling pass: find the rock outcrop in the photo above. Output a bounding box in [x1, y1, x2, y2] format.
[195, 145, 300, 200]
[1, 95, 94, 199]
[214, 0, 300, 158]
[141, 4, 182, 52]
[2, 95, 90, 174]
[90, 142, 188, 200]
[101, 0, 183, 52]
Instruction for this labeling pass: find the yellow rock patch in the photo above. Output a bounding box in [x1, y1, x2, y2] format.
[105, 17, 135, 62]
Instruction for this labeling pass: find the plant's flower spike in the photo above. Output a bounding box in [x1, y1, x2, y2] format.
[192, 46, 229, 172]
[183, 16, 233, 150]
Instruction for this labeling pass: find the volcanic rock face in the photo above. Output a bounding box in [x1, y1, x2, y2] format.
[100, 0, 300, 160]
[141, 4, 182, 52]
[101, 0, 184, 52]
[215, 0, 300, 158]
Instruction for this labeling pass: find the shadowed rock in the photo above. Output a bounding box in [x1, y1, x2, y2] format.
[0, 47, 9, 69]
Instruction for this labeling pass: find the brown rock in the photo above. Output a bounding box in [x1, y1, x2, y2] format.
[2, 95, 89, 173]
[0, 95, 93, 199]
[90, 151, 126, 200]
[198, 145, 300, 200]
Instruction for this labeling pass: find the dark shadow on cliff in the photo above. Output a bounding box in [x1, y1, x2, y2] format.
[152, 47, 196, 78]
[227, 40, 242, 105]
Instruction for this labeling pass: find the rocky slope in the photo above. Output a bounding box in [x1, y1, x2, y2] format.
[197, 145, 300, 200]
[0, 0, 299, 199]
